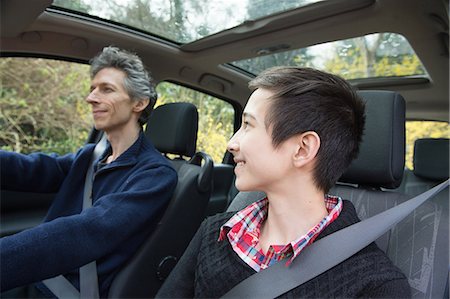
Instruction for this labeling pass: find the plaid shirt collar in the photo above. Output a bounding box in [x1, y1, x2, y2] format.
[219, 194, 343, 272]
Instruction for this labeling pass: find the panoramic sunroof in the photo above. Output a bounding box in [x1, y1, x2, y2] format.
[230, 33, 427, 80]
[52, 0, 325, 44]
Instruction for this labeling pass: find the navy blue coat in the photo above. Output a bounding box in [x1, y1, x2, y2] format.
[0, 132, 177, 297]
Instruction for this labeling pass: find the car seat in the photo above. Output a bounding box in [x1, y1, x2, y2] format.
[108, 102, 213, 298]
[227, 91, 448, 298]
[398, 138, 449, 196]
[389, 137, 449, 298]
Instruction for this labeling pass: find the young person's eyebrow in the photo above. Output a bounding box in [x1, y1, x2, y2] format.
[243, 112, 257, 122]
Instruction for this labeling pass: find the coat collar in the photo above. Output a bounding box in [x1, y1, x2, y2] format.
[95, 131, 146, 172]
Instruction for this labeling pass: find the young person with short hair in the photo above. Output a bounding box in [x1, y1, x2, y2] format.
[156, 66, 410, 298]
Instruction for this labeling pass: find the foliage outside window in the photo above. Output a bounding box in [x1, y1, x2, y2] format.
[52, 0, 324, 44]
[156, 82, 234, 163]
[405, 121, 449, 170]
[0, 58, 92, 155]
[231, 33, 426, 80]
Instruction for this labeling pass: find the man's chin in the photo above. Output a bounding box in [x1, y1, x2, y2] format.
[93, 123, 105, 131]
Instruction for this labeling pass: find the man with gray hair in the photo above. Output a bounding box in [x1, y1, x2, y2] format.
[0, 46, 177, 297]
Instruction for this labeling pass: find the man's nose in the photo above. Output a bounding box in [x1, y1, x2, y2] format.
[86, 89, 99, 103]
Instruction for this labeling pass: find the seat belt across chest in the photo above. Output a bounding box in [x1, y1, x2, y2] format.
[222, 179, 449, 299]
[42, 134, 107, 299]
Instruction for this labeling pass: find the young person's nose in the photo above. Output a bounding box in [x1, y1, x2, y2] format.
[227, 132, 240, 154]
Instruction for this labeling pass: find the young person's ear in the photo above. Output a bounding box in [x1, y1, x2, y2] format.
[292, 131, 321, 167]
[133, 99, 150, 113]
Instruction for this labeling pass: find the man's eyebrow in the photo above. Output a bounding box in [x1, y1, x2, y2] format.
[91, 81, 117, 89]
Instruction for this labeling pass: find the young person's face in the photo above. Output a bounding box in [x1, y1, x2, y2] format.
[227, 88, 295, 192]
[86, 67, 140, 132]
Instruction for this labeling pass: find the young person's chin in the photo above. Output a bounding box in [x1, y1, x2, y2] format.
[234, 180, 255, 192]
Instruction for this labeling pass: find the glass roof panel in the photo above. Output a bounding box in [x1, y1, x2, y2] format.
[52, 0, 325, 43]
[230, 33, 427, 79]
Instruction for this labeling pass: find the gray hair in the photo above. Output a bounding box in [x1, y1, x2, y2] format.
[89, 46, 157, 125]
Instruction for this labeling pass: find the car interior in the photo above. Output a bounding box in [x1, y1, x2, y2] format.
[1, 0, 448, 298]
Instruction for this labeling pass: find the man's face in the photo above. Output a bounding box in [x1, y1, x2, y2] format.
[227, 88, 295, 192]
[86, 67, 137, 132]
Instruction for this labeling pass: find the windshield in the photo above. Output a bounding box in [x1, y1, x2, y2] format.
[230, 33, 427, 79]
[52, 0, 325, 44]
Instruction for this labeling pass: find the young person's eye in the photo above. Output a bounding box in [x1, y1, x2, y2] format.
[242, 120, 251, 129]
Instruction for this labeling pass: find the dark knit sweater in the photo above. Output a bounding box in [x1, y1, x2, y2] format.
[157, 200, 411, 298]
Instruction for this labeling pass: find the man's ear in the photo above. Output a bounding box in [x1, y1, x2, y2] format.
[292, 131, 321, 168]
[133, 99, 150, 113]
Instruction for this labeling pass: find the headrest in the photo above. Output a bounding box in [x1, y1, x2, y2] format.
[413, 138, 449, 181]
[339, 90, 405, 189]
[145, 102, 198, 157]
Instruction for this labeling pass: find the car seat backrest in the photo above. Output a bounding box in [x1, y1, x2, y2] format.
[227, 91, 448, 298]
[331, 93, 448, 298]
[330, 90, 408, 251]
[414, 138, 449, 181]
[108, 102, 213, 298]
[146, 102, 198, 159]
[390, 137, 449, 298]
[338, 91, 406, 189]
[398, 138, 449, 196]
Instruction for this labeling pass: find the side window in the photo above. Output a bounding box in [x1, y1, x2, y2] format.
[156, 82, 235, 163]
[0, 57, 92, 154]
[405, 121, 449, 169]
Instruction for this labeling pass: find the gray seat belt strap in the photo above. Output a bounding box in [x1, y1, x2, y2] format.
[222, 179, 449, 299]
[79, 134, 107, 299]
[42, 134, 107, 299]
[41, 276, 79, 299]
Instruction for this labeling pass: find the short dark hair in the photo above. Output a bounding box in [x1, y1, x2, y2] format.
[90, 46, 157, 126]
[249, 66, 365, 192]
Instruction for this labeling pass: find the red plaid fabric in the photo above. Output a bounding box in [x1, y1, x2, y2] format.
[218, 195, 342, 272]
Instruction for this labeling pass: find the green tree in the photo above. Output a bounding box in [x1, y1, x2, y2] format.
[52, 0, 92, 13]
[323, 33, 425, 79]
[0, 58, 92, 154]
